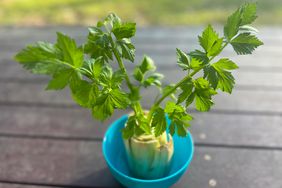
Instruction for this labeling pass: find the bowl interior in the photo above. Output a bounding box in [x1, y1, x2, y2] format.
[103, 115, 194, 181]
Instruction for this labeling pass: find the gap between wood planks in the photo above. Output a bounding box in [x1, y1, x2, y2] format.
[0, 130, 282, 152]
[0, 100, 282, 117]
[0, 180, 101, 188]
[0, 78, 281, 91]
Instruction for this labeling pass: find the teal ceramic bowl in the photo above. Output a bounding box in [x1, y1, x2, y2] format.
[102, 115, 194, 188]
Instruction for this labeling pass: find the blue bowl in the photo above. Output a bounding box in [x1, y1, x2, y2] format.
[102, 115, 194, 188]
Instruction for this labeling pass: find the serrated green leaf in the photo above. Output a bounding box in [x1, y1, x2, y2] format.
[15, 42, 58, 63]
[195, 95, 213, 112]
[203, 65, 217, 88]
[151, 107, 167, 137]
[216, 70, 235, 94]
[46, 68, 74, 90]
[116, 38, 135, 62]
[181, 113, 193, 121]
[98, 66, 125, 89]
[98, 13, 121, 29]
[92, 89, 129, 120]
[14, 42, 63, 75]
[193, 78, 216, 111]
[143, 73, 163, 87]
[112, 22, 136, 40]
[112, 69, 125, 85]
[185, 92, 195, 107]
[199, 25, 223, 57]
[85, 57, 104, 79]
[71, 80, 93, 107]
[240, 3, 257, 25]
[231, 33, 263, 55]
[175, 121, 188, 137]
[224, 8, 241, 40]
[224, 3, 258, 42]
[110, 89, 130, 108]
[165, 101, 185, 114]
[189, 50, 209, 64]
[69, 73, 95, 107]
[164, 101, 192, 137]
[99, 66, 113, 86]
[122, 114, 150, 139]
[88, 84, 99, 106]
[190, 58, 202, 70]
[56, 32, 83, 68]
[204, 59, 238, 93]
[84, 29, 112, 63]
[213, 58, 238, 70]
[212, 59, 237, 93]
[177, 82, 193, 104]
[122, 116, 136, 139]
[92, 95, 114, 121]
[176, 48, 190, 70]
[136, 114, 151, 135]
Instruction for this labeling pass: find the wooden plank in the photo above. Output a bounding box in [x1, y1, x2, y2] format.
[0, 48, 282, 69]
[0, 106, 282, 147]
[1, 60, 282, 87]
[1, 62, 282, 88]
[0, 82, 281, 113]
[1, 35, 281, 52]
[0, 184, 62, 188]
[0, 26, 282, 40]
[0, 137, 281, 188]
[174, 146, 282, 188]
[0, 138, 120, 187]
[0, 27, 281, 58]
[0, 106, 122, 139]
[0, 42, 281, 59]
[160, 68, 282, 88]
[0, 83, 73, 105]
[2, 56, 282, 77]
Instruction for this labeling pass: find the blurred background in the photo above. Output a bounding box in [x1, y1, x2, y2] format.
[0, 1, 282, 188]
[0, 0, 282, 26]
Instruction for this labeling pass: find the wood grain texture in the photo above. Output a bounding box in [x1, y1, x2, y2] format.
[1, 63, 282, 88]
[0, 27, 282, 60]
[0, 138, 119, 188]
[0, 106, 281, 148]
[0, 27, 281, 188]
[0, 82, 281, 114]
[0, 183, 64, 188]
[1, 52, 282, 71]
[0, 137, 281, 188]
[0, 27, 281, 40]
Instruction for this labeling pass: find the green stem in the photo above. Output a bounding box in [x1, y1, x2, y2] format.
[109, 37, 143, 115]
[147, 42, 229, 122]
[147, 68, 200, 122]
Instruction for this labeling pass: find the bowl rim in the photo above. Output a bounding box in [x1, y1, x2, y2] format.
[102, 114, 194, 183]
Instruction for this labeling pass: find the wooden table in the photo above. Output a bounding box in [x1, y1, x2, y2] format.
[0, 27, 281, 188]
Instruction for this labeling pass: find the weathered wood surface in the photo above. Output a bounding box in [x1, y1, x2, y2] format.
[0, 83, 281, 114]
[0, 106, 281, 148]
[0, 184, 61, 188]
[0, 137, 281, 188]
[2, 63, 282, 87]
[0, 27, 281, 188]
